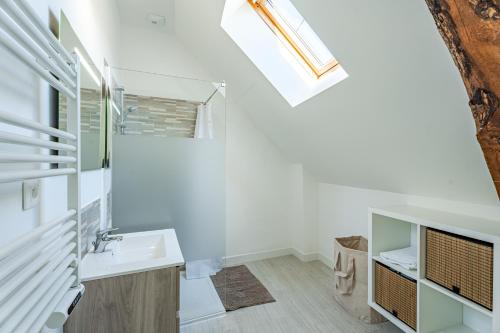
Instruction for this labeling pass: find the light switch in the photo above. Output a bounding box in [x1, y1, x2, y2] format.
[23, 180, 40, 210]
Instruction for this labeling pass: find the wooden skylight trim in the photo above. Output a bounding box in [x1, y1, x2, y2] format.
[248, 0, 339, 79]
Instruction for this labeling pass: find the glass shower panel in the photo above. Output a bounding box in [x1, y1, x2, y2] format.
[112, 135, 225, 262]
[110, 68, 227, 324]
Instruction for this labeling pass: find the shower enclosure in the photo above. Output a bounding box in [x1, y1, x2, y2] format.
[109, 68, 226, 325]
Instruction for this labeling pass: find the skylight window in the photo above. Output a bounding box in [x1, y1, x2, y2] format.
[221, 0, 348, 106]
[248, 0, 338, 78]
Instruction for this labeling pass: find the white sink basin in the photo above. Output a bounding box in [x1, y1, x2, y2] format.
[81, 229, 184, 281]
[109, 233, 166, 264]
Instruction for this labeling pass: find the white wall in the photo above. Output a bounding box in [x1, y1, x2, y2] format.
[47, 1, 120, 67]
[116, 19, 500, 268]
[0, 1, 119, 331]
[225, 101, 293, 258]
[169, 0, 500, 271]
[317, 184, 407, 264]
[317, 183, 500, 266]
[116, 24, 298, 260]
[116, 2, 500, 270]
[173, 0, 500, 206]
[117, 25, 208, 79]
[290, 164, 318, 258]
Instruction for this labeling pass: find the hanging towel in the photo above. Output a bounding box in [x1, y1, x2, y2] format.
[380, 246, 417, 270]
[194, 103, 214, 139]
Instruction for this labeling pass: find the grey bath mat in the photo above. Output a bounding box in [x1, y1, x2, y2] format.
[211, 265, 276, 311]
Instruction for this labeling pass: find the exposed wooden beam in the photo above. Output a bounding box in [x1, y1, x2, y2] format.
[424, 0, 500, 197]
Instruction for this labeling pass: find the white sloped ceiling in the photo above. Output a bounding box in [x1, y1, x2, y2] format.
[170, 0, 498, 205]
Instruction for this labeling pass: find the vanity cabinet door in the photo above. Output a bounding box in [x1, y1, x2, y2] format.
[64, 267, 179, 333]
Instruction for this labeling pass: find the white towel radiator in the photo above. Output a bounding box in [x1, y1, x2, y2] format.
[0, 0, 83, 332]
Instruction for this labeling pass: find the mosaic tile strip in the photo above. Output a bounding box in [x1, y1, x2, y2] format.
[60, 88, 101, 134]
[106, 191, 112, 229]
[81, 199, 100, 257]
[120, 93, 199, 138]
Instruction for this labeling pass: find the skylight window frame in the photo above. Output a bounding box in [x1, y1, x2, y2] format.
[248, 0, 339, 79]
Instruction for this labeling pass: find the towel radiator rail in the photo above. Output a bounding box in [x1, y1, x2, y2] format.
[0, 0, 82, 332]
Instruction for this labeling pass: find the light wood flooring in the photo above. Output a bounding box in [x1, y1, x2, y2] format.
[181, 255, 402, 333]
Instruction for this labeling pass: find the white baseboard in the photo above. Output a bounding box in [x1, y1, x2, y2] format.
[318, 253, 334, 268]
[290, 248, 319, 262]
[224, 248, 293, 266]
[225, 248, 334, 269]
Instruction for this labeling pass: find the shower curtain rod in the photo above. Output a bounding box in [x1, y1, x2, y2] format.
[111, 66, 218, 84]
[203, 82, 225, 105]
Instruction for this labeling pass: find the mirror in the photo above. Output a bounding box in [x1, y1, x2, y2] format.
[103, 60, 119, 169]
[58, 12, 105, 171]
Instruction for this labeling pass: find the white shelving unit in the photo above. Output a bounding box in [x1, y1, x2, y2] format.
[368, 205, 500, 333]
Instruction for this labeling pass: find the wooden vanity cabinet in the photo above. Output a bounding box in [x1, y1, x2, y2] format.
[64, 266, 180, 333]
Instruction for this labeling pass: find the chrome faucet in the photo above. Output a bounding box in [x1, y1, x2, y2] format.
[93, 228, 123, 253]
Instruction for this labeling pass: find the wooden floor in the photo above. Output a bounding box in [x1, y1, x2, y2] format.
[181, 255, 402, 333]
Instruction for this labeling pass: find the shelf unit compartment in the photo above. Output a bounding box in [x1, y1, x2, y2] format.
[372, 255, 417, 280]
[375, 261, 417, 331]
[420, 279, 493, 318]
[425, 227, 494, 311]
[419, 283, 491, 333]
[371, 213, 417, 257]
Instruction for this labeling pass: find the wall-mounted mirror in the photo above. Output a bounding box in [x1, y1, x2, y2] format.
[58, 12, 105, 171]
[106, 66, 121, 168]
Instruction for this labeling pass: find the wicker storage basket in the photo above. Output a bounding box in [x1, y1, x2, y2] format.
[375, 262, 417, 330]
[426, 228, 494, 310]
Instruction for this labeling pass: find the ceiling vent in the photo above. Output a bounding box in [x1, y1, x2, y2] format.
[146, 13, 166, 27]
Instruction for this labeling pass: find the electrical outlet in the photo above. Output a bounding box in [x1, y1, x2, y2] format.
[23, 180, 40, 211]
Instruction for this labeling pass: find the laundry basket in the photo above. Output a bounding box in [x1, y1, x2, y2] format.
[333, 236, 386, 324]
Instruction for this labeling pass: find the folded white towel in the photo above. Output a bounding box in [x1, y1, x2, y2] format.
[185, 257, 223, 280]
[380, 246, 417, 270]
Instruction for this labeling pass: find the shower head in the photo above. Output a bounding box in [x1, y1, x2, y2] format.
[121, 106, 137, 128]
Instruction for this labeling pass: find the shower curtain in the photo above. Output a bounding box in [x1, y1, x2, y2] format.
[194, 103, 214, 140]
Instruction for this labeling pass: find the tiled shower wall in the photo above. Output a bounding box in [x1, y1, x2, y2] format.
[106, 191, 112, 228]
[120, 94, 199, 138]
[81, 199, 101, 257]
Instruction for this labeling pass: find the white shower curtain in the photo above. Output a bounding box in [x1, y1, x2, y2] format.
[194, 103, 214, 139]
